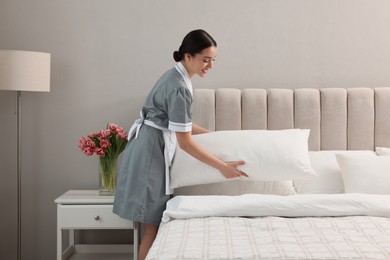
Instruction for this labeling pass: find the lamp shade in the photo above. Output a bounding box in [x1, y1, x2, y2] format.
[0, 50, 50, 92]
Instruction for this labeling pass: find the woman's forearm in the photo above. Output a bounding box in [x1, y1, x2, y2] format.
[191, 123, 210, 135]
[176, 131, 226, 170]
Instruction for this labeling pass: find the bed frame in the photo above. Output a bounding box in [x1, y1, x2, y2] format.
[175, 87, 390, 195]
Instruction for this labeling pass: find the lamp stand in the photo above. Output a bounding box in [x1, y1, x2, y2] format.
[17, 91, 22, 260]
[0, 50, 50, 260]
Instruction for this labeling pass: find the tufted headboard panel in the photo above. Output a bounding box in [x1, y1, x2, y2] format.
[192, 88, 390, 151]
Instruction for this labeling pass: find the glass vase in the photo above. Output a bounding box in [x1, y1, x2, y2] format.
[99, 156, 117, 196]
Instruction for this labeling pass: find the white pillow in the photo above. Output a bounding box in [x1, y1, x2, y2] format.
[336, 153, 390, 194]
[170, 129, 317, 189]
[376, 147, 390, 156]
[294, 150, 376, 194]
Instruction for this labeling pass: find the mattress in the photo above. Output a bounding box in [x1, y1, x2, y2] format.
[147, 216, 390, 260]
[146, 194, 390, 260]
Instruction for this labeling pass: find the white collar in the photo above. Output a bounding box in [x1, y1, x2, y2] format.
[175, 62, 193, 97]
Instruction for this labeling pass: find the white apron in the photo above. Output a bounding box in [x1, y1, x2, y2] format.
[128, 62, 192, 195]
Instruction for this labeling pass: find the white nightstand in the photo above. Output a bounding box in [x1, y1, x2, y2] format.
[55, 190, 139, 260]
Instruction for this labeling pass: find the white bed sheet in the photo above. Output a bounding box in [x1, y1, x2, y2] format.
[162, 194, 390, 222]
[147, 194, 390, 260]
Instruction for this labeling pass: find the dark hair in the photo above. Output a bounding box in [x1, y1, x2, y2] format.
[173, 29, 217, 62]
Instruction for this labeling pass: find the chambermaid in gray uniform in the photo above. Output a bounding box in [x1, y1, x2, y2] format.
[113, 62, 192, 225]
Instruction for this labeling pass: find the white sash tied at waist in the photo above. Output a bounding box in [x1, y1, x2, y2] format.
[128, 112, 176, 195]
[128, 117, 144, 140]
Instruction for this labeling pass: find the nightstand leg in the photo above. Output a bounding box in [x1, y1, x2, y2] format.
[69, 229, 75, 248]
[57, 228, 62, 260]
[134, 222, 139, 260]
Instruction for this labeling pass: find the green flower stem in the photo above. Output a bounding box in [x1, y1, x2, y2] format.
[99, 157, 117, 193]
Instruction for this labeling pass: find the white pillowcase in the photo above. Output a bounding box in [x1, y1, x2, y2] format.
[376, 147, 390, 156]
[294, 150, 376, 194]
[336, 153, 390, 194]
[170, 129, 317, 189]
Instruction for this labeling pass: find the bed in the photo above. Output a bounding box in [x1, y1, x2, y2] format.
[146, 88, 390, 260]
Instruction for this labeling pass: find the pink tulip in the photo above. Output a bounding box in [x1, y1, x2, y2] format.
[79, 137, 87, 146]
[96, 148, 105, 156]
[118, 133, 128, 140]
[86, 139, 96, 148]
[109, 123, 119, 131]
[100, 139, 111, 149]
[84, 147, 95, 156]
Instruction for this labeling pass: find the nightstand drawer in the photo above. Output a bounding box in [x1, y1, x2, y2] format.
[58, 204, 134, 229]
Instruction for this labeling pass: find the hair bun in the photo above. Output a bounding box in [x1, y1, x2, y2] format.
[173, 51, 183, 62]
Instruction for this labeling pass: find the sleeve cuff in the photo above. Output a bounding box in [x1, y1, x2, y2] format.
[168, 121, 192, 132]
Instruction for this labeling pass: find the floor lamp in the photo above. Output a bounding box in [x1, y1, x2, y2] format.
[0, 50, 51, 260]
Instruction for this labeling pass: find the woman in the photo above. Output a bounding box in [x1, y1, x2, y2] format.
[113, 29, 247, 260]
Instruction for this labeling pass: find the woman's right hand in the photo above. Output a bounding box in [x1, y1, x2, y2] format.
[220, 161, 248, 178]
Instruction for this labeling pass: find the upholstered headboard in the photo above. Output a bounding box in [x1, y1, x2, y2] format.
[192, 88, 390, 151]
[174, 88, 390, 196]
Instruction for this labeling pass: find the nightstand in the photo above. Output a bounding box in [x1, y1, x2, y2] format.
[55, 190, 139, 260]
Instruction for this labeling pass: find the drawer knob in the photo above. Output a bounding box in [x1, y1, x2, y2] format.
[94, 216, 100, 221]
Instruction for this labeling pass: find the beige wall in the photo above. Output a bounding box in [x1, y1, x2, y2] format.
[0, 0, 389, 259]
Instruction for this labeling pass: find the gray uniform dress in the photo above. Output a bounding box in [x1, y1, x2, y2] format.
[113, 64, 192, 225]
